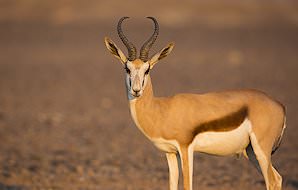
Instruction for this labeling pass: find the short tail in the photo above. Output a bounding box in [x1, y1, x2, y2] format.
[271, 117, 286, 155]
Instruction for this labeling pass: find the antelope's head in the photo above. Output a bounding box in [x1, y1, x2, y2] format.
[104, 17, 174, 99]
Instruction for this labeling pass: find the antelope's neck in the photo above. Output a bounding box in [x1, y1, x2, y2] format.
[129, 76, 157, 138]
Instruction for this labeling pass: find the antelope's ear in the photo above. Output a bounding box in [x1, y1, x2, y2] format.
[148, 42, 174, 68]
[104, 37, 127, 64]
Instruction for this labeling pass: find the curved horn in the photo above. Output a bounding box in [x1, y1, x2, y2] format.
[117, 17, 137, 61]
[139, 17, 159, 62]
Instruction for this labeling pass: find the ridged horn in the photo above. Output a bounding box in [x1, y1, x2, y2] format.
[139, 17, 159, 62]
[117, 17, 137, 61]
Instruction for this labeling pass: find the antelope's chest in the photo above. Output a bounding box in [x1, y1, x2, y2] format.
[130, 101, 180, 153]
[129, 100, 152, 139]
[192, 119, 251, 156]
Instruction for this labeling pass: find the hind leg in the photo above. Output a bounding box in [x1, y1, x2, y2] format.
[245, 142, 261, 173]
[249, 132, 282, 190]
[269, 165, 282, 190]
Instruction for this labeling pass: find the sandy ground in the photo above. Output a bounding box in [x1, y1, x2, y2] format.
[0, 1, 297, 190]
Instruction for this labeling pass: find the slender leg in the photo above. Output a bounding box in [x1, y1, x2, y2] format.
[246, 142, 262, 173]
[249, 132, 270, 189]
[267, 164, 282, 190]
[166, 153, 179, 190]
[179, 146, 194, 190]
[249, 132, 282, 190]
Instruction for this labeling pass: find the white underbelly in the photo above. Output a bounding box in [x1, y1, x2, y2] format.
[192, 118, 251, 156]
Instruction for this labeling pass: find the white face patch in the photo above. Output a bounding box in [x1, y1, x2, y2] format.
[125, 61, 150, 100]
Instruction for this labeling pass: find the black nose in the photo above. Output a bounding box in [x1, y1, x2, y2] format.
[133, 89, 141, 97]
[133, 89, 141, 95]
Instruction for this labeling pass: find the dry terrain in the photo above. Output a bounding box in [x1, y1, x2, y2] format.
[0, 1, 297, 190]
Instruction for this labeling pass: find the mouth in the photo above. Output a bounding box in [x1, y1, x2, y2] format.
[132, 91, 141, 97]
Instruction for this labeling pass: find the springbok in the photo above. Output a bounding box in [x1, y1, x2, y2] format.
[104, 17, 286, 190]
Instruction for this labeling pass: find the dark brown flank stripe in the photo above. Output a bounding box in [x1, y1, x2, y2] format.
[192, 106, 248, 138]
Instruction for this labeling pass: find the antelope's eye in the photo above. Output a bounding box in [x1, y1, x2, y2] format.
[125, 66, 131, 74]
[145, 67, 150, 75]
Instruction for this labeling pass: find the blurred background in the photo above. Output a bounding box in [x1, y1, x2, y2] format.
[0, 1, 297, 190]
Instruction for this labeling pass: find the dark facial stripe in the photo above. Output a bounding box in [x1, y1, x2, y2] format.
[124, 63, 131, 74]
[144, 67, 150, 75]
[192, 106, 248, 138]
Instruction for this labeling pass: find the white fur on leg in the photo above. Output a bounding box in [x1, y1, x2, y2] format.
[166, 153, 179, 190]
[188, 145, 194, 190]
[249, 131, 270, 190]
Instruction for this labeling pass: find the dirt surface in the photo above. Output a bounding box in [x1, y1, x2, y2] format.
[0, 1, 298, 190]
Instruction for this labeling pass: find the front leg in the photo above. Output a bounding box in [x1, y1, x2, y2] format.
[180, 146, 194, 190]
[166, 153, 179, 190]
